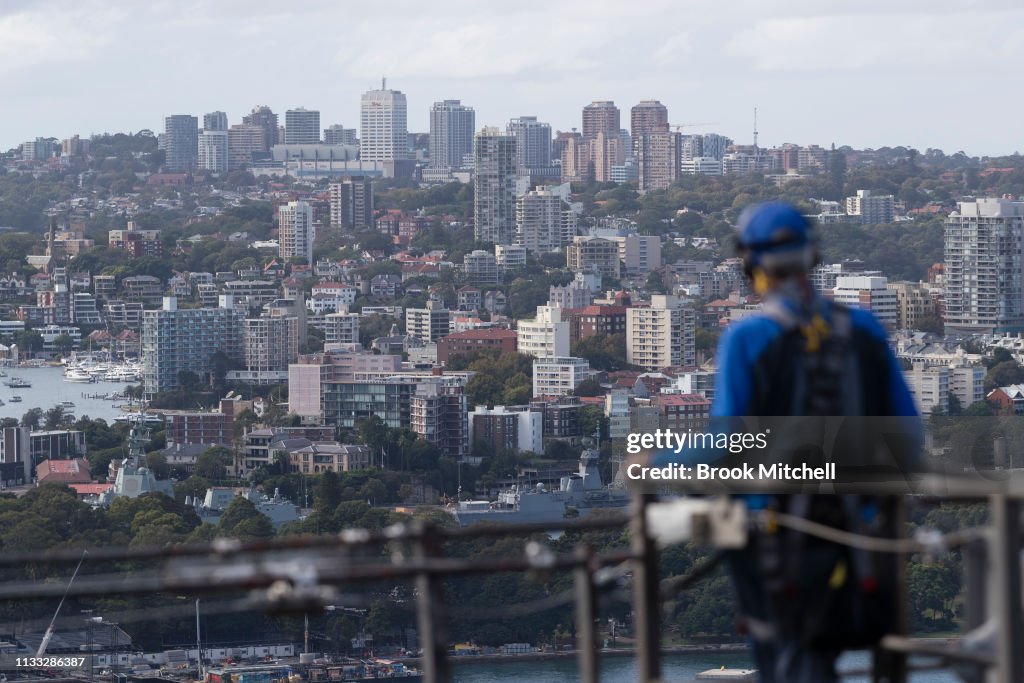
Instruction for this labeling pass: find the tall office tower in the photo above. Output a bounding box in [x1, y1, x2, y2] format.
[227, 124, 265, 171]
[284, 108, 321, 144]
[141, 297, 244, 398]
[679, 134, 703, 161]
[278, 200, 315, 264]
[507, 116, 552, 172]
[203, 111, 228, 132]
[197, 130, 229, 173]
[164, 115, 199, 172]
[516, 189, 577, 253]
[637, 130, 681, 193]
[243, 105, 279, 149]
[429, 100, 475, 169]
[360, 82, 409, 163]
[329, 177, 374, 231]
[323, 125, 358, 146]
[626, 295, 696, 370]
[473, 128, 517, 245]
[944, 198, 1024, 334]
[582, 101, 620, 141]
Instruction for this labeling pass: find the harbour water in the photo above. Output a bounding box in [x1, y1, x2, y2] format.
[0, 366, 133, 423]
[449, 651, 959, 682]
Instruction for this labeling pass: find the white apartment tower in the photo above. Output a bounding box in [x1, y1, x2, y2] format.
[198, 130, 229, 173]
[429, 100, 475, 169]
[944, 198, 1024, 334]
[360, 82, 409, 163]
[626, 295, 696, 370]
[285, 108, 321, 144]
[278, 201, 315, 264]
[517, 305, 570, 359]
[516, 189, 577, 253]
[473, 128, 517, 245]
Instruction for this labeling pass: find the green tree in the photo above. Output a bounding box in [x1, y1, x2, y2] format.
[217, 496, 273, 538]
[20, 407, 43, 430]
[195, 446, 232, 481]
[52, 333, 76, 357]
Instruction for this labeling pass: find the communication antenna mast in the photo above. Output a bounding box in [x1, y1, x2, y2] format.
[753, 107, 759, 150]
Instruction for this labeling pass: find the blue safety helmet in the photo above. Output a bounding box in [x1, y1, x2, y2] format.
[736, 202, 817, 275]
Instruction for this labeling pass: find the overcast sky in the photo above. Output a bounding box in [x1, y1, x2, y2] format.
[2, 0, 1022, 156]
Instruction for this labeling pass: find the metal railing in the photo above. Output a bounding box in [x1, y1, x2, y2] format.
[0, 483, 1021, 683]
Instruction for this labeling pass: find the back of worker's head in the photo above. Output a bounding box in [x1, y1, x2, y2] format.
[736, 202, 819, 287]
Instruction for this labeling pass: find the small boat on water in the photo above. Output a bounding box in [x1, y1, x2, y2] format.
[10, 396, 22, 402]
[4, 377, 31, 388]
[60, 401, 75, 408]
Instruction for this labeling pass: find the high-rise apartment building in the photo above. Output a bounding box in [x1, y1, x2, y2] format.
[516, 189, 577, 253]
[630, 100, 669, 146]
[517, 306, 570, 359]
[406, 301, 450, 343]
[360, 83, 409, 163]
[243, 105, 279, 150]
[323, 312, 360, 346]
[944, 198, 1024, 334]
[637, 130, 681, 193]
[278, 200, 315, 264]
[592, 131, 622, 183]
[560, 132, 589, 183]
[227, 124, 265, 171]
[845, 190, 895, 224]
[203, 111, 228, 132]
[831, 276, 898, 328]
[284, 108, 321, 144]
[164, 115, 199, 172]
[473, 128, 517, 245]
[429, 100, 475, 169]
[566, 236, 621, 278]
[626, 295, 696, 370]
[141, 297, 244, 397]
[329, 178, 374, 231]
[323, 125, 358, 147]
[507, 116, 552, 172]
[244, 299, 304, 375]
[582, 101, 620, 141]
[700, 133, 732, 161]
[198, 130, 229, 173]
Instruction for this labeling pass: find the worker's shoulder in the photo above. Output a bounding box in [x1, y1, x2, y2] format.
[718, 313, 786, 360]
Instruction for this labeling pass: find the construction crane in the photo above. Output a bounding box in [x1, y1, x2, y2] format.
[36, 550, 87, 656]
[669, 122, 719, 132]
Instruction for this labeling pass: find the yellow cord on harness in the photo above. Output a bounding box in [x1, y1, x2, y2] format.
[800, 313, 830, 352]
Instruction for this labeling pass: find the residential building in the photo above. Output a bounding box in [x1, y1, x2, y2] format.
[592, 131, 622, 183]
[406, 301, 450, 343]
[495, 244, 528, 270]
[533, 356, 592, 397]
[626, 294, 696, 370]
[463, 250, 500, 286]
[141, 297, 244, 397]
[164, 114, 199, 172]
[559, 132, 589, 183]
[566, 236, 621, 278]
[203, 111, 228, 132]
[287, 443, 371, 474]
[329, 177, 374, 231]
[429, 100, 475, 169]
[944, 198, 1024, 334]
[657, 393, 711, 431]
[284, 108, 321, 144]
[198, 130, 229, 173]
[637, 130, 681, 193]
[278, 200, 315, 264]
[473, 128, 517, 245]
[323, 311, 360, 346]
[517, 305, 570, 359]
[456, 285, 482, 312]
[242, 105, 279, 150]
[888, 281, 937, 331]
[244, 300, 304, 375]
[582, 101, 620, 142]
[903, 363, 949, 416]
[108, 220, 163, 258]
[612, 233, 662, 276]
[561, 304, 628, 342]
[410, 380, 469, 458]
[605, 390, 631, 441]
[630, 100, 669, 150]
[164, 406, 235, 449]
[323, 125, 358, 146]
[516, 189, 577, 253]
[507, 116, 553, 173]
[549, 281, 592, 309]
[831, 275, 898, 328]
[227, 124, 265, 170]
[469, 406, 544, 454]
[845, 190, 895, 224]
[437, 328, 517, 364]
[36, 458, 92, 485]
[360, 83, 409, 163]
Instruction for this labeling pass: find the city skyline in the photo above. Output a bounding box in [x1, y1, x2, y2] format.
[1, 1, 1023, 156]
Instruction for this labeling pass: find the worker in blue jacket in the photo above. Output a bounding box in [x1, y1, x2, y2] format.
[655, 202, 920, 682]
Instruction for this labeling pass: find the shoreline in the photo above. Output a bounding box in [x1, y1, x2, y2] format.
[399, 643, 749, 666]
